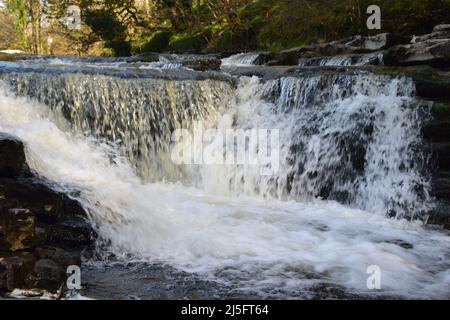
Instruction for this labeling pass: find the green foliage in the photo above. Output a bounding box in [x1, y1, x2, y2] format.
[135, 31, 172, 53]
[168, 33, 207, 52]
[84, 9, 131, 56]
[215, 30, 233, 51]
[4, 0, 29, 49]
[5, 0, 450, 55]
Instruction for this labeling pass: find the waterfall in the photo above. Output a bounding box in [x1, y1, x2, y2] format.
[299, 52, 384, 66]
[1, 71, 234, 181]
[0, 65, 448, 299]
[222, 53, 264, 66]
[195, 74, 433, 218]
[1, 68, 432, 218]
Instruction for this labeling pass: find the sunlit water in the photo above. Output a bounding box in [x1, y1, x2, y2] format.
[0, 62, 449, 299]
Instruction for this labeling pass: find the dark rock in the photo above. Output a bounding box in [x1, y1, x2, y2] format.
[384, 39, 450, 68]
[62, 195, 88, 220]
[426, 203, 450, 230]
[367, 66, 450, 100]
[0, 134, 26, 178]
[0, 253, 35, 292]
[432, 142, 450, 171]
[180, 56, 222, 71]
[384, 239, 414, 249]
[24, 259, 65, 293]
[0, 180, 64, 222]
[423, 120, 450, 143]
[47, 220, 95, 249]
[0, 208, 36, 252]
[432, 171, 450, 201]
[267, 48, 304, 66]
[34, 247, 81, 268]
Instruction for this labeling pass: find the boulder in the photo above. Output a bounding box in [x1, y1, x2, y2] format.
[0, 133, 26, 178]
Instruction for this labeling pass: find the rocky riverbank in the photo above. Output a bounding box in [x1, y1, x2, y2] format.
[0, 134, 95, 297]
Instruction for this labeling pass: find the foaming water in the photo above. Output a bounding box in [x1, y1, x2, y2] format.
[196, 75, 433, 218]
[0, 80, 449, 299]
[1, 72, 233, 181]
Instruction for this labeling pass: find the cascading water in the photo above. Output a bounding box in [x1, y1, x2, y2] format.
[299, 52, 384, 67]
[197, 74, 434, 218]
[0, 62, 449, 299]
[222, 53, 264, 66]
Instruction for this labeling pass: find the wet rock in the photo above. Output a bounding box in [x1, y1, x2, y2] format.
[367, 66, 450, 100]
[267, 48, 304, 66]
[409, 25, 450, 43]
[338, 33, 411, 51]
[62, 195, 88, 220]
[384, 239, 414, 249]
[34, 247, 81, 268]
[432, 142, 450, 171]
[0, 133, 26, 178]
[184, 57, 221, 71]
[423, 120, 450, 143]
[433, 25, 450, 33]
[0, 253, 35, 292]
[384, 39, 450, 68]
[432, 171, 450, 201]
[47, 220, 95, 249]
[0, 208, 35, 252]
[24, 259, 65, 293]
[0, 180, 64, 222]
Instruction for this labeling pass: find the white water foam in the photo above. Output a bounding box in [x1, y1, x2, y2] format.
[0, 81, 449, 298]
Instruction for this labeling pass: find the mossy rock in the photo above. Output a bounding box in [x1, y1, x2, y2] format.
[366, 65, 450, 101]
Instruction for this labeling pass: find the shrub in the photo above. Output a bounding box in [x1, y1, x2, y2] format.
[168, 33, 207, 53]
[138, 31, 172, 53]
